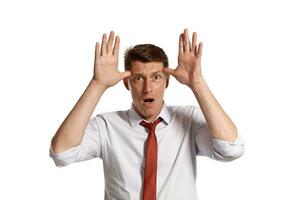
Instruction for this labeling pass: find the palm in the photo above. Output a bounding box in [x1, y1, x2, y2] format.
[93, 31, 131, 87]
[94, 54, 121, 86]
[163, 29, 203, 88]
[175, 52, 201, 85]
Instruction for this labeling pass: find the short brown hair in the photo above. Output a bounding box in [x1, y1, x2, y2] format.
[124, 44, 169, 71]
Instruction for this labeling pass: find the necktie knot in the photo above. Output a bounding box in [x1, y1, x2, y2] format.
[140, 117, 162, 132]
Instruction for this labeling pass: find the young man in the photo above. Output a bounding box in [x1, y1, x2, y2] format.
[49, 29, 245, 200]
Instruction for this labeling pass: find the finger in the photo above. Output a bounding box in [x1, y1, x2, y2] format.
[179, 34, 183, 54]
[162, 68, 176, 76]
[95, 42, 99, 59]
[197, 42, 203, 57]
[101, 33, 107, 56]
[113, 35, 120, 57]
[184, 29, 190, 52]
[121, 71, 131, 79]
[107, 31, 115, 54]
[192, 32, 197, 54]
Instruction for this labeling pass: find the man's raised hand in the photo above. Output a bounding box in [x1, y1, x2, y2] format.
[162, 29, 203, 88]
[92, 31, 131, 88]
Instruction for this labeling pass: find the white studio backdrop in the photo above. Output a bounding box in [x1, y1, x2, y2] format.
[0, 0, 299, 199]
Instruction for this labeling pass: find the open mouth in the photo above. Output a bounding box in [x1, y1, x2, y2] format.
[143, 98, 155, 104]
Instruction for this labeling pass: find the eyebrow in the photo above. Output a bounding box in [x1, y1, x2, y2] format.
[132, 71, 164, 76]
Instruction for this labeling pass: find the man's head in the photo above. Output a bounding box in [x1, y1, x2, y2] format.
[123, 44, 169, 122]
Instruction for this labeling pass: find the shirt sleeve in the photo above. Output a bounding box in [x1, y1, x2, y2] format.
[192, 106, 245, 162]
[49, 115, 104, 167]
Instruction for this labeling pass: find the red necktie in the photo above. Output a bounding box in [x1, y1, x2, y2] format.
[140, 117, 162, 200]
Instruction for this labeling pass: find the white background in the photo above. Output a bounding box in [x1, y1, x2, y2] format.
[1, 0, 299, 199]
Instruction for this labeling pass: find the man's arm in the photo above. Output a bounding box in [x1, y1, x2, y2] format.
[163, 28, 237, 143]
[190, 77, 237, 143]
[51, 31, 131, 153]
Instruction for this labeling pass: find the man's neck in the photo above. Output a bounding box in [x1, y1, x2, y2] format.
[133, 102, 164, 123]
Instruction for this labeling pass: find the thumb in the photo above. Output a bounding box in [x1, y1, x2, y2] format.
[120, 71, 131, 79]
[162, 68, 176, 76]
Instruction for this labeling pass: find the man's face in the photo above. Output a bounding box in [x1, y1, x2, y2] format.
[124, 61, 169, 122]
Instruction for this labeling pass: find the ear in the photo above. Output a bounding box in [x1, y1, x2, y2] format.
[123, 77, 130, 90]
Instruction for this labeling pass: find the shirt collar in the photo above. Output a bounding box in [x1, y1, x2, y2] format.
[128, 101, 171, 128]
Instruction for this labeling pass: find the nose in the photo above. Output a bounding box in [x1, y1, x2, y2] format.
[143, 78, 152, 94]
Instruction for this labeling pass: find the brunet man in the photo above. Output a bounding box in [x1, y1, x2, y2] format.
[50, 29, 245, 200]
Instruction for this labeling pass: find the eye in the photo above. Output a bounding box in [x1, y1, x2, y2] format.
[134, 76, 143, 81]
[154, 75, 161, 80]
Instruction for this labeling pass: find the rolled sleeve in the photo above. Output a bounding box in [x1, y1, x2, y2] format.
[49, 145, 81, 167]
[49, 115, 104, 167]
[210, 130, 245, 161]
[192, 105, 245, 161]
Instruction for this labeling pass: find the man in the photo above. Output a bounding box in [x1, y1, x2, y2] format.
[49, 29, 245, 200]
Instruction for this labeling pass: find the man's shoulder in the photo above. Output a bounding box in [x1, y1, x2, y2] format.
[93, 109, 128, 121]
[168, 105, 204, 126]
[167, 104, 199, 113]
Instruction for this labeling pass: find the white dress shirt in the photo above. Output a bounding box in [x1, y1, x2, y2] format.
[49, 102, 245, 200]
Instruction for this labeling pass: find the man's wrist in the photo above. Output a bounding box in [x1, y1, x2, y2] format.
[90, 78, 109, 91]
[189, 76, 207, 91]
